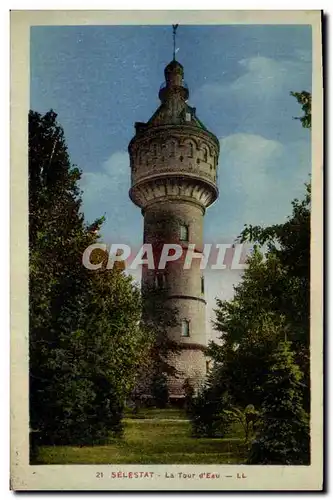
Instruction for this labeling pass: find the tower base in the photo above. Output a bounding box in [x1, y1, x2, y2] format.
[167, 346, 207, 399]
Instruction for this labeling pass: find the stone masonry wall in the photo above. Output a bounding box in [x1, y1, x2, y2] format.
[130, 128, 218, 189]
[167, 348, 207, 398]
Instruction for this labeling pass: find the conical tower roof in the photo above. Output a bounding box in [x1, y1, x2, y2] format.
[133, 59, 217, 142]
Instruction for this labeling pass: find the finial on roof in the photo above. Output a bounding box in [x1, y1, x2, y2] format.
[172, 24, 179, 61]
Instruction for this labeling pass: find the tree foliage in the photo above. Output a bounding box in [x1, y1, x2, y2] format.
[29, 110, 148, 447]
[224, 405, 260, 444]
[248, 341, 310, 464]
[196, 185, 311, 447]
[187, 92, 311, 465]
[186, 364, 232, 438]
[239, 183, 310, 347]
[290, 91, 312, 129]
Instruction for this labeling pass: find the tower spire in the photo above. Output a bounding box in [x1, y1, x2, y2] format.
[172, 24, 179, 60]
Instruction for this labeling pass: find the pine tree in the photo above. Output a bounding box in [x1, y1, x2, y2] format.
[248, 341, 310, 465]
[187, 364, 232, 438]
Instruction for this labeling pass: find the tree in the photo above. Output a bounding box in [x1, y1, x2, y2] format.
[248, 341, 310, 465]
[186, 364, 232, 438]
[204, 186, 311, 418]
[183, 378, 195, 412]
[188, 91, 312, 440]
[150, 372, 169, 409]
[239, 183, 310, 347]
[236, 89, 311, 352]
[29, 109, 100, 443]
[238, 185, 311, 410]
[224, 405, 260, 444]
[29, 110, 148, 449]
[204, 312, 290, 419]
[290, 91, 311, 129]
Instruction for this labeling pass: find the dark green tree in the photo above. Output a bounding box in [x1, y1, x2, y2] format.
[198, 186, 311, 430]
[150, 372, 169, 409]
[239, 183, 310, 346]
[248, 341, 310, 465]
[290, 91, 311, 129]
[187, 364, 232, 438]
[189, 92, 311, 438]
[29, 110, 148, 450]
[29, 109, 100, 443]
[209, 94, 311, 409]
[209, 310, 288, 409]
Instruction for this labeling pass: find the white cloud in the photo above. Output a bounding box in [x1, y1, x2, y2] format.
[80, 151, 142, 243]
[197, 55, 310, 103]
[205, 132, 310, 242]
[205, 131, 310, 340]
[220, 133, 284, 198]
[294, 49, 312, 63]
[205, 268, 244, 342]
[231, 57, 288, 97]
[197, 53, 311, 245]
[81, 151, 129, 205]
[231, 56, 307, 98]
[192, 55, 311, 143]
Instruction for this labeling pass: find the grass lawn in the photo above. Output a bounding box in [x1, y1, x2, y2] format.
[33, 410, 247, 465]
[123, 407, 187, 420]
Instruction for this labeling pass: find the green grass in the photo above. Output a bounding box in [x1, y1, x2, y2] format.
[34, 412, 247, 465]
[124, 407, 188, 420]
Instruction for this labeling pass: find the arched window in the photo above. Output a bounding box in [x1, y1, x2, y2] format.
[161, 142, 166, 161]
[180, 224, 189, 242]
[188, 142, 194, 158]
[201, 275, 205, 295]
[138, 151, 143, 164]
[152, 143, 158, 158]
[181, 319, 190, 337]
[212, 154, 216, 169]
[169, 140, 176, 158]
[203, 147, 208, 162]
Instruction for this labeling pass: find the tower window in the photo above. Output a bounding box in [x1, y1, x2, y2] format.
[206, 360, 211, 374]
[185, 112, 191, 122]
[180, 224, 189, 242]
[201, 275, 205, 295]
[138, 152, 143, 164]
[155, 273, 166, 289]
[188, 142, 194, 158]
[203, 148, 208, 162]
[181, 319, 190, 337]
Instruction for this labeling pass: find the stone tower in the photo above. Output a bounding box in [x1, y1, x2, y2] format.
[128, 58, 219, 400]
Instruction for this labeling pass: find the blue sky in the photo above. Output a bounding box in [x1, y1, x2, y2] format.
[30, 24, 312, 340]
